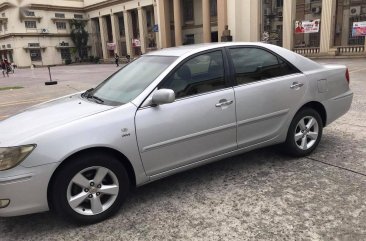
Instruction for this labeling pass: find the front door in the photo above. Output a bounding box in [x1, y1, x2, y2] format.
[135, 50, 237, 176]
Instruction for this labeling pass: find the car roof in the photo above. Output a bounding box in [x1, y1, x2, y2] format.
[145, 42, 262, 57]
[145, 42, 321, 72]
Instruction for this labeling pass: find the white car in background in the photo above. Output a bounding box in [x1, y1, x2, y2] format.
[0, 43, 353, 224]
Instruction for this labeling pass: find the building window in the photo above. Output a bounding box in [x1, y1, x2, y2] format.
[6, 44, 11, 48]
[61, 48, 71, 60]
[1, 13, 5, 17]
[56, 22, 67, 30]
[4, 23, 7, 31]
[74, 14, 83, 19]
[210, 0, 217, 17]
[55, 13, 65, 18]
[30, 49, 42, 61]
[293, 0, 322, 48]
[25, 11, 35, 16]
[261, 0, 284, 47]
[183, 0, 194, 23]
[28, 43, 40, 47]
[277, 0, 283, 8]
[25, 21, 37, 29]
[184, 34, 195, 45]
[0, 24, 2, 31]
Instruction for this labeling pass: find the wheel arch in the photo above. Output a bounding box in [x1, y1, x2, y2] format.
[47, 147, 136, 210]
[298, 101, 327, 127]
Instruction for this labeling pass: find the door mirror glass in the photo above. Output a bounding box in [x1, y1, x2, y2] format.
[151, 89, 175, 106]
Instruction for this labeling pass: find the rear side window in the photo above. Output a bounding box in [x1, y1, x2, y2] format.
[229, 48, 299, 85]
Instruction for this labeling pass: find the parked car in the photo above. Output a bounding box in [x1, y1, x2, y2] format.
[0, 43, 353, 224]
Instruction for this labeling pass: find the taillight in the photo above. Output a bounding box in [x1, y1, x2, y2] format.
[345, 68, 350, 84]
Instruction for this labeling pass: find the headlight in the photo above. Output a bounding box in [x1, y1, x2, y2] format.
[0, 145, 36, 171]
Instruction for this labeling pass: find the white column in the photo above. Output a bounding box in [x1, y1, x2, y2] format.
[153, 3, 160, 48]
[217, 0, 227, 42]
[98, 16, 108, 60]
[123, 10, 133, 57]
[111, 13, 121, 55]
[320, 0, 336, 53]
[202, 0, 211, 43]
[282, 0, 296, 50]
[138, 7, 148, 54]
[157, 0, 171, 48]
[173, 0, 183, 46]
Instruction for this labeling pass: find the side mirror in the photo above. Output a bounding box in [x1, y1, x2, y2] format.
[151, 89, 175, 106]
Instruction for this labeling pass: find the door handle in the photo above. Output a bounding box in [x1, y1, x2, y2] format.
[215, 99, 234, 107]
[290, 82, 304, 89]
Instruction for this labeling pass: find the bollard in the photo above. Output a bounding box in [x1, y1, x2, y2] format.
[45, 65, 58, 85]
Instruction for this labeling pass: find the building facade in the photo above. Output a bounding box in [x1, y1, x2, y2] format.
[1, 0, 365, 67]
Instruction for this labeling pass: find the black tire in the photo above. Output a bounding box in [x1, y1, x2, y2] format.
[51, 152, 130, 224]
[284, 108, 323, 157]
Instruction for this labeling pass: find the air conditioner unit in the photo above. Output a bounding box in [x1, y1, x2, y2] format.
[311, 7, 321, 14]
[350, 6, 361, 16]
[41, 28, 49, 33]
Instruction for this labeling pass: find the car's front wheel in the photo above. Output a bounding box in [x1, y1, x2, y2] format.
[284, 108, 323, 157]
[51, 152, 130, 224]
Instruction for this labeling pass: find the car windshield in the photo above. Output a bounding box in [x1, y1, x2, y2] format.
[90, 55, 177, 106]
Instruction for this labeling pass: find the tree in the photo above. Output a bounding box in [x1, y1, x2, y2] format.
[70, 19, 89, 60]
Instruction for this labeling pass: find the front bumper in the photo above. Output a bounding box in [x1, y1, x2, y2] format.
[0, 163, 58, 217]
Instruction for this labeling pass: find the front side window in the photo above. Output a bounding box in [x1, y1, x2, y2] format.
[92, 56, 177, 106]
[161, 51, 226, 99]
[25, 21, 36, 29]
[229, 48, 298, 85]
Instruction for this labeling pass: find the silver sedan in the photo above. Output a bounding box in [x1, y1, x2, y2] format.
[0, 43, 353, 224]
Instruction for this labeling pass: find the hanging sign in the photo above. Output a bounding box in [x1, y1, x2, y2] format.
[107, 43, 116, 50]
[352, 21, 366, 37]
[295, 19, 320, 34]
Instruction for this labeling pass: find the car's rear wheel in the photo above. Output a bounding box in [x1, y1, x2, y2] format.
[51, 152, 129, 224]
[284, 108, 323, 157]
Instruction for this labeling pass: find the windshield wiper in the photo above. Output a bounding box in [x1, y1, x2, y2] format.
[82, 88, 104, 103]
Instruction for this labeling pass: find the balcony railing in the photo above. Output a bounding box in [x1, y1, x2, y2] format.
[293, 47, 320, 55]
[336, 45, 365, 55]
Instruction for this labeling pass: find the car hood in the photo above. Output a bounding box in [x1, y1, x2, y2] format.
[0, 94, 115, 146]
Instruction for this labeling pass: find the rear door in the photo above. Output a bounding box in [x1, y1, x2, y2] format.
[227, 46, 307, 148]
[135, 49, 237, 176]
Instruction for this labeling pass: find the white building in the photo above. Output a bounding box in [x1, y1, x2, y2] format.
[1, 0, 365, 67]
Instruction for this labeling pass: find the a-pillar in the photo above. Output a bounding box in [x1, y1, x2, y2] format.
[202, 0, 211, 43]
[157, 0, 171, 48]
[123, 10, 134, 57]
[173, 0, 182, 46]
[98, 16, 108, 60]
[110, 13, 121, 55]
[320, 0, 336, 54]
[217, 0, 227, 42]
[138, 7, 148, 53]
[283, 0, 296, 50]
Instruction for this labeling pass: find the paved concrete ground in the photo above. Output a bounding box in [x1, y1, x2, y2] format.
[0, 60, 365, 241]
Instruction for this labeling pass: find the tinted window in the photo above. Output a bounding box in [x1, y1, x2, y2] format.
[161, 51, 226, 99]
[229, 48, 298, 85]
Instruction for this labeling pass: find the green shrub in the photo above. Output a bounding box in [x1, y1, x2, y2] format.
[94, 56, 100, 64]
[65, 59, 72, 65]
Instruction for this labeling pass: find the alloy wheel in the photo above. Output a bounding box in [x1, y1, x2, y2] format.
[66, 166, 119, 216]
[294, 116, 319, 150]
